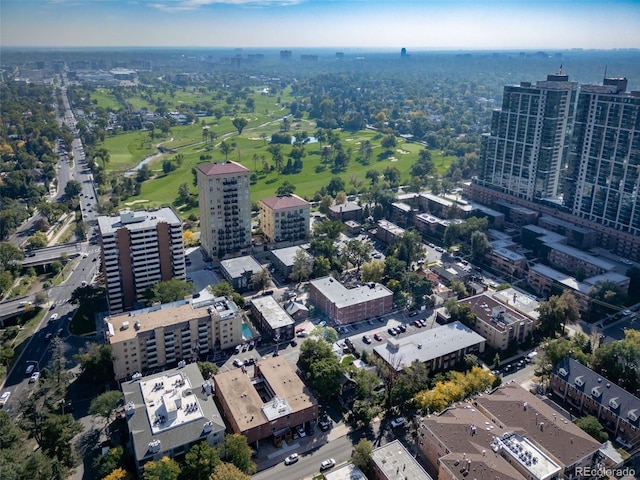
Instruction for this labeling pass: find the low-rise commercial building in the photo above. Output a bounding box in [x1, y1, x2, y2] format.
[328, 202, 363, 222]
[376, 220, 405, 245]
[269, 245, 311, 279]
[250, 295, 295, 343]
[213, 356, 318, 446]
[372, 321, 485, 373]
[123, 363, 226, 474]
[219, 255, 263, 292]
[309, 276, 393, 324]
[106, 298, 243, 380]
[259, 194, 310, 243]
[550, 357, 640, 449]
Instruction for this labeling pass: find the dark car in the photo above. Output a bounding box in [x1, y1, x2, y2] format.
[387, 328, 397, 336]
[397, 324, 407, 333]
[408, 311, 419, 317]
[362, 335, 372, 344]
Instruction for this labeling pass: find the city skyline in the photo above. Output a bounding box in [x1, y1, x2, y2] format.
[2, 0, 640, 50]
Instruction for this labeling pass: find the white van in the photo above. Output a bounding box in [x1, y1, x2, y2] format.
[526, 351, 538, 363]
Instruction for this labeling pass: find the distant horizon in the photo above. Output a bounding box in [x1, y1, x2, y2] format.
[2, 0, 639, 50]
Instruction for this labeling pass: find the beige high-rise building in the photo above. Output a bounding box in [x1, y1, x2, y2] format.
[196, 161, 251, 259]
[98, 207, 186, 314]
[105, 298, 243, 380]
[259, 194, 310, 243]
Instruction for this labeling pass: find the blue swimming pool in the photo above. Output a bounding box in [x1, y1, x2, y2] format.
[242, 323, 252, 339]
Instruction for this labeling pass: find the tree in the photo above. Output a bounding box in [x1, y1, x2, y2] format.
[182, 441, 220, 480]
[27, 231, 48, 249]
[342, 239, 373, 272]
[94, 446, 126, 479]
[197, 361, 219, 380]
[64, 179, 82, 197]
[74, 344, 115, 383]
[537, 291, 580, 336]
[289, 249, 313, 285]
[318, 195, 333, 214]
[351, 439, 373, 475]
[251, 268, 271, 292]
[89, 391, 123, 429]
[144, 279, 195, 304]
[470, 231, 492, 261]
[313, 219, 344, 240]
[219, 141, 234, 161]
[360, 260, 385, 284]
[142, 456, 181, 480]
[411, 149, 435, 177]
[576, 415, 608, 442]
[390, 230, 425, 270]
[380, 134, 397, 151]
[103, 468, 134, 480]
[327, 176, 345, 197]
[209, 462, 251, 480]
[40, 413, 84, 467]
[0, 241, 23, 271]
[209, 281, 234, 298]
[69, 284, 102, 305]
[177, 183, 192, 205]
[231, 117, 248, 134]
[276, 181, 296, 196]
[589, 280, 627, 320]
[219, 434, 256, 475]
[94, 147, 110, 170]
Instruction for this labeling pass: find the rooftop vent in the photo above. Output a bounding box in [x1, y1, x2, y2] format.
[148, 439, 161, 454]
[121, 321, 130, 330]
[574, 376, 584, 387]
[134, 321, 141, 330]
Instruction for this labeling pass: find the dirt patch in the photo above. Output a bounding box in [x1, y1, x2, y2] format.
[389, 156, 398, 162]
[396, 149, 410, 154]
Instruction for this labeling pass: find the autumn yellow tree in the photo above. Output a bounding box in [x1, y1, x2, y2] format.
[102, 467, 134, 480]
[183, 230, 198, 247]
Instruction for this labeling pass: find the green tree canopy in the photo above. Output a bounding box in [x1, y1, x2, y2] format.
[275, 180, 296, 196]
[88, 391, 123, 428]
[231, 117, 248, 134]
[182, 441, 221, 480]
[74, 344, 115, 383]
[209, 462, 251, 480]
[219, 434, 256, 475]
[576, 415, 608, 442]
[351, 439, 373, 476]
[536, 291, 580, 336]
[142, 456, 181, 480]
[144, 279, 195, 305]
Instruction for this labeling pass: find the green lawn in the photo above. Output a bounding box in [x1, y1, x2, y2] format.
[91, 88, 122, 110]
[92, 87, 456, 219]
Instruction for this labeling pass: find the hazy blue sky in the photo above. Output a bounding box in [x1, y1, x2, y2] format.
[2, 0, 639, 50]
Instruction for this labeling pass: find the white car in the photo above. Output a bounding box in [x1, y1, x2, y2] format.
[320, 458, 336, 470]
[25, 364, 35, 375]
[296, 425, 306, 438]
[0, 391, 10, 407]
[233, 359, 243, 368]
[391, 417, 407, 428]
[29, 372, 40, 383]
[49, 313, 59, 323]
[284, 453, 299, 465]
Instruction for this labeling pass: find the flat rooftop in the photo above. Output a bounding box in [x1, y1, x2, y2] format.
[122, 363, 225, 462]
[270, 245, 309, 267]
[460, 294, 531, 332]
[98, 207, 181, 235]
[373, 321, 485, 372]
[251, 295, 294, 330]
[106, 302, 209, 342]
[492, 432, 561, 480]
[329, 202, 361, 213]
[323, 464, 367, 480]
[220, 255, 262, 279]
[548, 242, 616, 271]
[377, 219, 405, 236]
[539, 215, 593, 234]
[492, 288, 540, 320]
[310, 277, 393, 308]
[213, 356, 317, 433]
[493, 247, 526, 261]
[371, 440, 434, 480]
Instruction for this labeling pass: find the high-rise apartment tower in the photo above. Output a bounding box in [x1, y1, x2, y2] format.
[478, 74, 578, 201]
[564, 78, 640, 236]
[98, 207, 186, 314]
[196, 161, 251, 259]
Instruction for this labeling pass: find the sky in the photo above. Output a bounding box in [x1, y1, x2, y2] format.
[1, 0, 640, 50]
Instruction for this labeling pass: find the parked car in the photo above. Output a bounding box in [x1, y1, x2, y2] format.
[320, 458, 336, 471]
[414, 319, 423, 328]
[397, 324, 407, 333]
[29, 371, 40, 383]
[362, 335, 372, 344]
[0, 391, 11, 407]
[319, 420, 332, 431]
[387, 328, 397, 336]
[284, 453, 299, 465]
[391, 417, 407, 428]
[48, 313, 59, 323]
[296, 425, 306, 438]
[374, 332, 383, 341]
[44, 332, 53, 342]
[233, 359, 243, 368]
[25, 364, 35, 375]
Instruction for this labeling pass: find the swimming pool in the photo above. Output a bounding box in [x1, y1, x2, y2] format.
[242, 323, 252, 339]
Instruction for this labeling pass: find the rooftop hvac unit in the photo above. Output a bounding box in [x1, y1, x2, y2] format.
[122, 321, 130, 330]
[125, 402, 135, 416]
[148, 440, 161, 454]
[134, 321, 141, 330]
